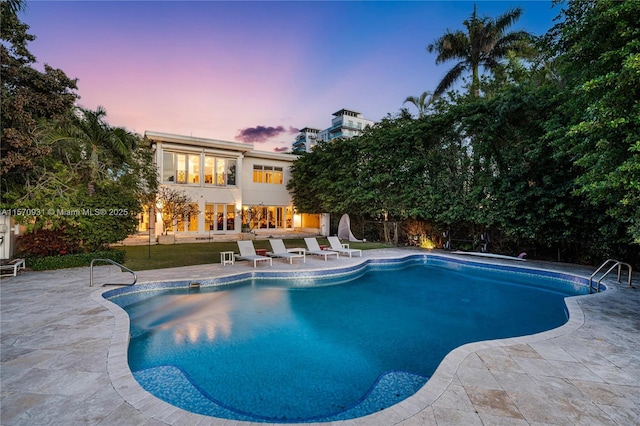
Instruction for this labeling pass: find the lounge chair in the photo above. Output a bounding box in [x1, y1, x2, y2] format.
[304, 237, 339, 261]
[0, 258, 25, 278]
[236, 241, 272, 267]
[268, 239, 305, 264]
[327, 236, 362, 257]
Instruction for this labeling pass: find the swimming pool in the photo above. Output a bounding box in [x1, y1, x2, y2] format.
[104, 255, 591, 423]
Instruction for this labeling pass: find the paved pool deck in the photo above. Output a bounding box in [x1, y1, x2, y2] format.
[1, 248, 639, 425]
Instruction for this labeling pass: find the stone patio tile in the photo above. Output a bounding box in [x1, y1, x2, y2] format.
[476, 412, 530, 425]
[511, 356, 562, 378]
[456, 366, 502, 390]
[0, 392, 49, 425]
[596, 403, 640, 426]
[546, 359, 606, 382]
[501, 344, 542, 359]
[528, 341, 577, 362]
[570, 378, 639, 408]
[477, 353, 526, 374]
[550, 394, 614, 425]
[432, 384, 475, 411]
[432, 405, 483, 425]
[397, 406, 437, 426]
[505, 390, 571, 424]
[459, 352, 485, 369]
[492, 371, 543, 394]
[586, 363, 640, 386]
[533, 376, 587, 400]
[465, 386, 523, 420]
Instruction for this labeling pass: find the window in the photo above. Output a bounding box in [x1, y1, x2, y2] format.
[204, 155, 236, 186]
[226, 204, 235, 231]
[253, 165, 263, 183]
[205, 203, 235, 231]
[253, 165, 283, 184]
[163, 152, 200, 184]
[162, 152, 175, 182]
[176, 203, 198, 232]
[205, 204, 215, 230]
[242, 205, 293, 230]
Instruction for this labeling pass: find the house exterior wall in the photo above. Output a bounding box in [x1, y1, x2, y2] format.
[143, 131, 322, 240]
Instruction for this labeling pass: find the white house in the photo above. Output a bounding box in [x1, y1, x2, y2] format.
[140, 131, 326, 242]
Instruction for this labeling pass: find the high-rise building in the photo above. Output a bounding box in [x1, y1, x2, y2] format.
[292, 127, 320, 153]
[293, 109, 376, 152]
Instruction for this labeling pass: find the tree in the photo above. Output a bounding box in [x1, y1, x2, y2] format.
[1, 0, 78, 201]
[155, 187, 200, 235]
[45, 106, 138, 196]
[549, 0, 640, 245]
[403, 91, 437, 118]
[427, 4, 532, 97]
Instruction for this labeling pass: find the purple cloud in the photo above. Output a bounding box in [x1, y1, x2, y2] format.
[235, 125, 300, 143]
[274, 146, 290, 153]
[235, 125, 282, 143]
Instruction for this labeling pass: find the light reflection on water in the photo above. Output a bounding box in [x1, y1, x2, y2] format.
[129, 287, 290, 345]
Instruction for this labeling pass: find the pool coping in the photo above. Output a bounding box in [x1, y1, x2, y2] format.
[92, 251, 617, 425]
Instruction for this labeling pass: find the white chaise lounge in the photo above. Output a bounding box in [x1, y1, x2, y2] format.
[327, 236, 362, 257]
[268, 239, 305, 264]
[0, 258, 25, 278]
[304, 237, 339, 261]
[236, 241, 272, 267]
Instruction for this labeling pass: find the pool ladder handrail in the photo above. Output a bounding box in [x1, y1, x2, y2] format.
[589, 259, 633, 293]
[90, 258, 137, 287]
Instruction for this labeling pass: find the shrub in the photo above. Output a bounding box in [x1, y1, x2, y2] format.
[26, 250, 126, 271]
[17, 228, 82, 257]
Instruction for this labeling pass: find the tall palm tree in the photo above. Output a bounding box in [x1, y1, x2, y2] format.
[46, 106, 137, 196]
[427, 4, 532, 97]
[403, 90, 438, 118]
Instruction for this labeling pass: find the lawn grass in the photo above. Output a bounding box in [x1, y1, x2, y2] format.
[121, 238, 391, 271]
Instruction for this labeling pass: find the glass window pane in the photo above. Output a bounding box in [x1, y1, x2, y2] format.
[216, 205, 225, 231]
[226, 204, 235, 230]
[176, 153, 187, 184]
[216, 158, 225, 186]
[188, 203, 198, 231]
[286, 207, 293, 229]
[227, 159, 236, 186]
[189, 154, 200, 184]
[274, 167, 283, 184]
[205, 204, 215, 230]
[253, 165, 262, 183]
[276, 207, 283, 228]
[267, 206, 276, 228]
[162, 152, 174, 182]
[204, 156, 214, 184]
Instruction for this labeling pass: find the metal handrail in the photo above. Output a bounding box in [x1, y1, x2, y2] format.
[90, 258, 137, 287]
[589, 259, 633, 293]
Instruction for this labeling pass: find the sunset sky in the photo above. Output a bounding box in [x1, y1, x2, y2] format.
[22, 1, 560, 152]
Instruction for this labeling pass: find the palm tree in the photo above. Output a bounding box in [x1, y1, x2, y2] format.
[427, 4, 532, 97]
[403, 91, 438, 118]
[46, 106, 138, 196]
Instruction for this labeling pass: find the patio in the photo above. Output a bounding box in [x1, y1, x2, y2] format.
[1, 248, 639, 425]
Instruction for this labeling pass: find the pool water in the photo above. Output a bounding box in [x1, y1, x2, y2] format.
[110, 258, 587, 422]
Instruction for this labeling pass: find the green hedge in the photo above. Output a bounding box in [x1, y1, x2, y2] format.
[26, 250, 126, 271]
